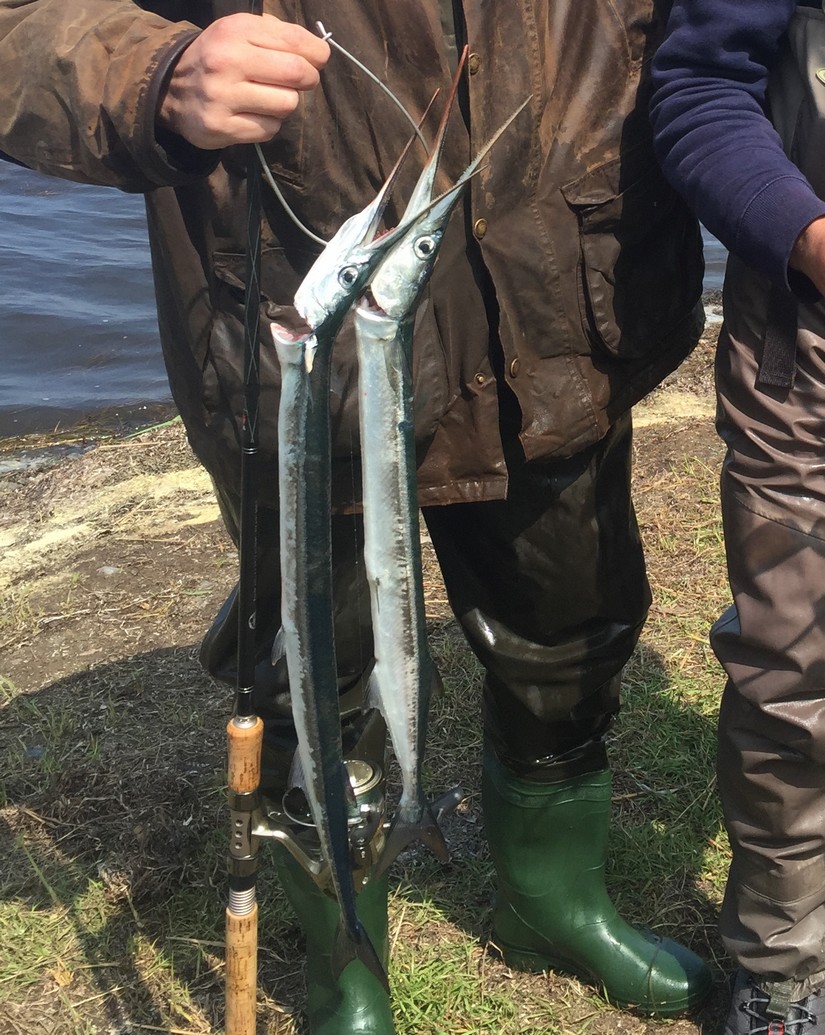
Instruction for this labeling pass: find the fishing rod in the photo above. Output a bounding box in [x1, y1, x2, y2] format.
[220, 23, 487, 1026]
[224, 0, 264, 1031]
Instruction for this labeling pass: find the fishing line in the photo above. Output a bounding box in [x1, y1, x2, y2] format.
[255, 145, 327, 246]
[256, 22, 430, 246]
[315, 23, 429, 152]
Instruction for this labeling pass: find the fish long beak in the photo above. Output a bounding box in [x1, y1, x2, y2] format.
[352, 47, 468, 258]
[361, 60, 531, 319]
[400, 47, 468, 221]
[347, 50, 470, 276]
[293, 50, 529, 335]
[374, 52, 530, 261]
[357, 91, 440, 249]
[405, 90, 532, 232]
[293, 94, 441, 332]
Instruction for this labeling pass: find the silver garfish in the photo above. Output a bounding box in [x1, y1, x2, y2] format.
[355, 62, 530, 876]
[270, 119, 441, 987]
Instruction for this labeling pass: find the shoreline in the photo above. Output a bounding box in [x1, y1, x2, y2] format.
[0, 294, 724, 477]
[0, 409, 180, 477]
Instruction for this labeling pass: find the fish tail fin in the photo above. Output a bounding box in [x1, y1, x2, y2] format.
[372, 801, 450, 879]
[332, 916, 390, 992]
[271, 625, 286, 665]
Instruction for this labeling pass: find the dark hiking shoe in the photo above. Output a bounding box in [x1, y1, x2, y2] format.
[725, 968, 824, 1034]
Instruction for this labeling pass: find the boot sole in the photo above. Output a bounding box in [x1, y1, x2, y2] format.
[496, 941, 711, 1017]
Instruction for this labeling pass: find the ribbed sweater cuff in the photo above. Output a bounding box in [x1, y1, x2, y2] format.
[735, 174, 825, 298]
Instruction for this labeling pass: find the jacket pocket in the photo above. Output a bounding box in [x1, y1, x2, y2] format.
[201, 248, 299, 449]
[562, 159, 704, 360]
[205, 251, 451, 461]
[212, 244, 315, 307]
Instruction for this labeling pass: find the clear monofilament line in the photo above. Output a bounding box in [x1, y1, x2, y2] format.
[256, 23, 431, 246]
[316, 22, 429, 152]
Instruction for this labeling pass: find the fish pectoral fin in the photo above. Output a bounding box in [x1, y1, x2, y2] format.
[365, 669, 387, 718]
[271, 626, 286, 665]
[372, 804, 450, 880]
[332, 917, 390, 992]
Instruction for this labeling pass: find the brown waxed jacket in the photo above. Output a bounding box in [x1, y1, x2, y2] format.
[0, 0, 704, 511]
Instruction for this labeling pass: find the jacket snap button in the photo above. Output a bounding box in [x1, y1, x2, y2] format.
[474, 372, 486, 385]
[509, 357, 520, 377]
[473, 218, 488, 240]
[468, 53, 481, 75]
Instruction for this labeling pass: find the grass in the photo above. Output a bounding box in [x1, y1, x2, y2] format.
[0, 404, 732, 1033]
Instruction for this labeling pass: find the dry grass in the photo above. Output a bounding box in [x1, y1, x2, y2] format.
[0, 332, 734, 1034]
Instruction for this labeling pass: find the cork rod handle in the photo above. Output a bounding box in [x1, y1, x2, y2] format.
[225, 715, 263, 1035]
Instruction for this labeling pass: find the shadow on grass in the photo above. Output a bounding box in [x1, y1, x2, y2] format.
[0, 621, 729, 1034]
[387, 614, 730, 1035]
[0, 644, 243, 1032]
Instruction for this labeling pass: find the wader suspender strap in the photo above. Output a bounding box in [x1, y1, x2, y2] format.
[758, 284, 798, 389]
[755, 0, 825, 389]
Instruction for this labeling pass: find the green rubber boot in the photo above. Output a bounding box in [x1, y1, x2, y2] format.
[482, 751, 712, 1016]
[275, 850, 396, 1035]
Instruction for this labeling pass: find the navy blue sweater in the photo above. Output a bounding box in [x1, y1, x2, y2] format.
[650, 0, 825, 292]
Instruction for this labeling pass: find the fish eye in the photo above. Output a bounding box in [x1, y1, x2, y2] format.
[413, 235, 437, 259]
[338, 265, 359, 289]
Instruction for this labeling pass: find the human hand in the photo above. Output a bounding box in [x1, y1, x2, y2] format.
[789, 216, 825, 298]
[157, 14, 329, 150]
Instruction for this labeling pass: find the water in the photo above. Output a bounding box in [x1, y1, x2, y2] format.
[702, 226, 726, 297]
[0, 161, 728, 441]
[0, 162, 171, 439]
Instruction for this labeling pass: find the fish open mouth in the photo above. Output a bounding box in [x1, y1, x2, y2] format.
[271, 324, 306, 344]
[269, 304, 313, 341]
[361, 287, 388, 317]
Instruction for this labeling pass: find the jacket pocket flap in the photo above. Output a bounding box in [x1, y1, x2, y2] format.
[562, 161, 703, 358]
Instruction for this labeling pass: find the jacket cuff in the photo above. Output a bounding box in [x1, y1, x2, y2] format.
[116, 26, 221, 188]
[140, 29, 222, 184]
